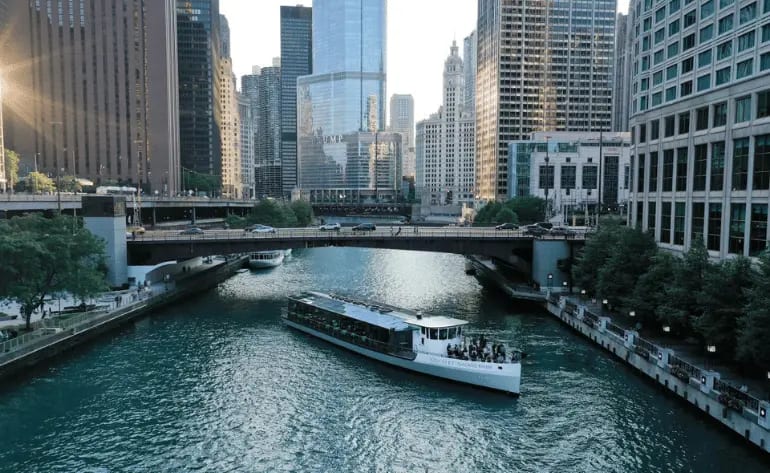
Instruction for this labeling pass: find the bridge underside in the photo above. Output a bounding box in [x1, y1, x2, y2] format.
[127, 237, 535, 266]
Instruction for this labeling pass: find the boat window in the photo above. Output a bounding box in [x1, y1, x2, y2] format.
[448, 327, 456, 339]
[439, 329, 448, 340]
[421, 327, 426, 335]
[457, 327, 462, 337]
[429, 328, 438, 339]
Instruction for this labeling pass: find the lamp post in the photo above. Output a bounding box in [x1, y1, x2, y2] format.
[544, 136, 551, 222]
[562, 281, 568, 293]
[629, 310, 636, 317]
[547, 273, 553, 293]
[50, 121, 63, 212]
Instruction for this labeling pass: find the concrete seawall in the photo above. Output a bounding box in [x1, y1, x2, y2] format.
[544, 294, 770, 455]
[0, 257, 247, 381]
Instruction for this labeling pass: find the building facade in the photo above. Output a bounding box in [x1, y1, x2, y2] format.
[475, 0, 617, 201]
[280, 5, 313, 197]
[0, 78, 5, 192]
[416, 41, 476, 206]
[218, 58, 241, 198]
[628, 0, 770, 259]
[613, 13, 633, 132]
[177, 0, 221, 186]
[256, 65, 283, 199]
[463, 30, 477, 115]
[508, 132, 631, 223]
[389, 94, 415, 178]
[297, 0, 397, 202]
[2, 0, 181, 194]
[238, 92, 254, 198]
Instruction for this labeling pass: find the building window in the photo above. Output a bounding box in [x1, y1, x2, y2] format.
[681, 81, 693, 97]
[700, 24, 714, 43]
[667, 65, 678, 81]
[656, 28, 666, 44]
[736, 59, 753, 79]
[684, 10, 697, 28]
[692, 202, 706, 244]
[739, 2, 757, 24]
[661, 202, 672, 243]
[713, 102, 727, 127]
[678, 112, 690, 135]
[763, 24, 770, 43]
[656, 6, 667, 22]
[698, 49, 712, 67]
[702, 0, 715, 17]
[669, 18, 680, 35]
[676, 147, 688, 191]
[758, 90, 770, 118]
[694, 144, 708, 190]
[683, 33, 696, 51]
[539, 165, 554, 189]
[654, 49, 665, 65]
[654, 70, 664, 85]
[696, 107, 709, 131]
[638, 154, 646, 192]
[761, 52, 770, 71]
[674, 202, 686, 245]
[649, 201, 658, 232]
[650, 151, 659, 192]
[652, 91, 663, 106]
[665, 115, 676, 136]
[663, 149, 675, 191]
[736, 95, 752, 122]
[733, 137, 750, 190]
[651, 120, 660, 140]
[643, 35, 651, 52]
[719, 0, 734, 8]
[730, 204, 747, 254]
[666, 86, 677, 101]
[561, 166, 576, 189]
[697, 74, 711, 91]
[645, 17, 653, 31]
[708, 203, 722, 251]
[671, 0, 682, 13]
[642, 56, 650, 71]
[737, 31, 755, 52]
[667, 42, 679, 58]
[755, 134, 770, 190]
[716, 66, 731, 85]
[583, 165, 597, 189]
[750, 204, 769, 256]
[718, 14, 734, 34]
[717, 40, 732, 60]
[711, 142, 725, 191]
[682, 57, 694, 73]
[641, 77, 650, 91]
[641, 95, 649, 111]
[639, 124, 647, 143]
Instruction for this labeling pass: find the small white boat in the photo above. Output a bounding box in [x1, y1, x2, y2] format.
[248, 250, 285, 269]
[284, 292, 522, 395]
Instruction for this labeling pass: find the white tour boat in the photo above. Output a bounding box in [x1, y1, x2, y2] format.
[248, 250, 285, 269]
[284, 292, 522, 395]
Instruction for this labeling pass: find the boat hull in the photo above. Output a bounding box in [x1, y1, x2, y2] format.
[284, 318, 521, 395]
[248, 252, 284, 269]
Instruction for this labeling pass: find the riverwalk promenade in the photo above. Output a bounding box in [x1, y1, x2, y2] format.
[0, 255, 247, 380]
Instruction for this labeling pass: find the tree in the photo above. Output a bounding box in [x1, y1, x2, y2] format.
[0, 214, 107, 330]
[506, 196, 546, 224]
[656, 238, 711, 335]
[4, 149, 20, 190]
[57, 175, 82, 193]
[25, 172, 56, 193]
[290, 200, 314, 227]
[473, 201, 502, 226]
[572, 220, 623, 295]
[248, 200, 289, 227]
[596, 227, 658, 309]
[182, 169, 220, 195]
[627, 252, 677, 326]
[494, 207, 517, 225]
[693, 257, 753, 359]
[736, 250, 770, 369]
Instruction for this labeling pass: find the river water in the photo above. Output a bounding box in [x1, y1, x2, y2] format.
[1, 248, 769, 473]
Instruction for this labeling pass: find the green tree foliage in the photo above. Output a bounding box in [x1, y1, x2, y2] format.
[736, 250, 770, 369]
[473, 201, 503, 226]
[290, 200, 314, 227]
[572, 220, 623, 295]
[495, 207, 517, 225]
[473, 197, 544, 226]
[656, 239, 711, 335]
[24, 172, 56, 193]
[596, 227, 658, 309]
[627, 252, 677, 326]
[57, 175, 82, 193]
[0, 214, 107, 330]
[246, 199, 311, 228]
[4, 149, 20, 189]
[182, 169, 220, 195]
[224, 215, 248, 229]
[693, 257, 753, 359]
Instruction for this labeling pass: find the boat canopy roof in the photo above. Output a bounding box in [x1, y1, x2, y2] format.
[400, 315, 469, 329]
[295, 292, 412, 331]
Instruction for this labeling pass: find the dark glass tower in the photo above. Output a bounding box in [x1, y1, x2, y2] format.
[280, 5, 312, 197]
[177, 0, 221, 183]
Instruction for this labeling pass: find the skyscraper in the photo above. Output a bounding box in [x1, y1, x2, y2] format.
[280, 5, 312, 197]
[389, 94, 415, 177]
[2, 0, 181, 194]
[463, 30, 477, 114]
[256, 64, 283, 199]
[612, 13, 632, 132]
[297, 0, 399, 203]
[628, 0, 770, 260]
[177, 0, 221, 186]
[0, 79, 5, 193]
[238, 92, 254, 199]
[416, 41, 475, 206]
[475, 0, 616, 201]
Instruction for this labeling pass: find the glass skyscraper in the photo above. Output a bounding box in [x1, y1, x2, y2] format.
[297, 0, 398, 202]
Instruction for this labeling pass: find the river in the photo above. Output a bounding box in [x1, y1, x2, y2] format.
[1, 248, 768, 472]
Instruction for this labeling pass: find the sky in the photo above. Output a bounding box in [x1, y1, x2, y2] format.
[221, 0, 631, 124]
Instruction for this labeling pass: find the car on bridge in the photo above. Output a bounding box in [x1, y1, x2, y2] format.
[524, 224, 548, 237]
[180, 227, 204, 235]
[250, 224, 277, 234]
[549, 226, 576, 237]
[495, 223, 519, 230]
[352, 223, 376, 232]
[319, 222, 341, 231]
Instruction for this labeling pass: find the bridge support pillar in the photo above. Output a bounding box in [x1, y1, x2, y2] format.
[531, 240, 570, 290]
[191, 207, 196, 225]
[82, 195, 128, 288]
[152, 207, 157, 226]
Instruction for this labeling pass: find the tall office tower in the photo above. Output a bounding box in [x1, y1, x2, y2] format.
[416, 41, 476, 206]
[612, 13, 632, 132]
[628, 0, 770, 260]
[280, 5, 312, 198]
[218, 59, 241, 198]
[0, 79, 5, 193]
[1, 0, 181, 194]
[238, 92, 254, 199]
[255, 65, 283, 199]
[219, 14, 230, 59]
[177, 0, 221, 186]
[297, 0, 399, 203]
[389, 94, 415, 177]
[463, 30, 477, 114]
[475, 0, 617, 201]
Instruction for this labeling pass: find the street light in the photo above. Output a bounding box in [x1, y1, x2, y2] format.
[629, 310, 636, 317]
[547, 273, 553, 292]
[707, 345, 717, 353]
[663, 325, 671, 333]
[562, 281, 568, 293]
